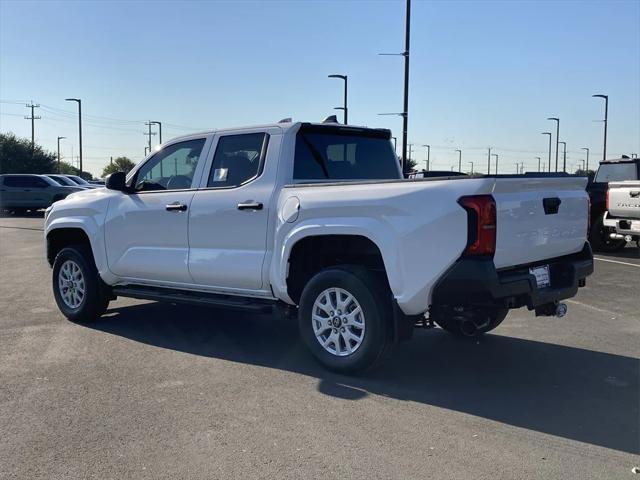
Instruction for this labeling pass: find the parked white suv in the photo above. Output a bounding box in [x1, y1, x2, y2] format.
[44, 121, 594, 372]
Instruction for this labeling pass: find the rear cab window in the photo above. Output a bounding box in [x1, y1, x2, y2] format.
[594, 162, 638, 182]
[293, 125, 401, 182]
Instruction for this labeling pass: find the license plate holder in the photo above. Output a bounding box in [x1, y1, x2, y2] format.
[529, 264, 550, 288]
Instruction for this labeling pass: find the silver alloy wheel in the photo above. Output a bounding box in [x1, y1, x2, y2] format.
[312, 287, 365, 357]
[58, 259, 86, 309]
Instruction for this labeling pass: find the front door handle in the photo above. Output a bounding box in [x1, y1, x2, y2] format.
[237, 202, 263, 211]
[166, 202, 187, 212]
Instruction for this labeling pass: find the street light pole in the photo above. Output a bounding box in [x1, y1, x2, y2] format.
[558, 141, 567, 172]
[581, 147, 590, 171]
[455, 149, 462, 172]
[492, 153, 499, 174]
[468, 161, 474, 174]
[328, 75, 348, 124]
[422, 144, 430, 171]
[542, 132, 552, 172]
[487, 147, 492, 174]
[547, 117, 559, 172]
[593, 94, 608, 162]
[535, 156, 541, 172]
[57, 136, 66, 173]
[65, 98, 82, 173]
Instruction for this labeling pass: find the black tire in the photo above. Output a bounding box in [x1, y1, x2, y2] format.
[52, 245, 110, 322]
[590, 213, 626, 252]
[298, 266, 393, 373]
[434, 307, 508, 337]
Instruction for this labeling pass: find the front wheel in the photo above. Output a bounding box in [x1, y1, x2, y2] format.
[52, 245, 110, 322]
[298, 266, 392, 373]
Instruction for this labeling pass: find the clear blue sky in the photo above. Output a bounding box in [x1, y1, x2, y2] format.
[1, 0, 639, 177]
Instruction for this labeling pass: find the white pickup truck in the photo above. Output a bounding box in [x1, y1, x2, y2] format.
[604, 180, 640, 245]
[44, 120, 593, 372]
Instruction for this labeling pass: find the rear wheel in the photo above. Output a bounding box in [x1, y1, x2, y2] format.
[298, 266, 392, 373]
[590, 213, 626, 252]
[433, 306, 508, 337]
[52, 245, 110, 322]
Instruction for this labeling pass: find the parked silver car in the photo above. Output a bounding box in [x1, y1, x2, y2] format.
[0, 174, 83, 213]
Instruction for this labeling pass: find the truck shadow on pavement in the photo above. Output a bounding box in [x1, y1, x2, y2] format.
[91, 302, 639, 455]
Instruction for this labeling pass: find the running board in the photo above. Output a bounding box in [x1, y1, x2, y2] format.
[112, 285, 277, 313]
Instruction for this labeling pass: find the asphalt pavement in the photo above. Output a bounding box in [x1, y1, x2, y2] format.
[0, 214, 638, 480]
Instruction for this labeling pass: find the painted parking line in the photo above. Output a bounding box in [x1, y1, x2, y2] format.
[594, 256, 640, 268]
[0, 225, 44, 232]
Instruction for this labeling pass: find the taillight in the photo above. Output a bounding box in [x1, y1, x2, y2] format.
[458, 195, 496, 257]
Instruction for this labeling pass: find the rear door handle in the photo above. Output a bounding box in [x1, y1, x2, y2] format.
[237, 202, 263, 211]
[166, 202, 187, 212]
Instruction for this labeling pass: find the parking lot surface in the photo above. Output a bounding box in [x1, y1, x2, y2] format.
[1, 215, 638, 480]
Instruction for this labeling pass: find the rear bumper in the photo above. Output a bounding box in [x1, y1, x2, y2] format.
[431, 243, 594, 310]
[603, 212, 640, 235]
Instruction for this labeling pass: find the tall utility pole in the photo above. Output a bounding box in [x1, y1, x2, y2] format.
[401, 0, 411, 175]
[468, 161, 474, 174]
[328, 75, 348, 124]
[581, 147, 590, 171]
[535, 156, 541, 172]
[492, 153, 499, 174]
[487, 147, 492, 174]
[547, 117, 560, 172]
[377, 0, 410, 173]
[558, 141, 567, 172]
[455, 149, 462, 172]
[150, 121, 162, 145]
[24, 102, 41, 149]
[542, 132, 552, 172]
[57, 136, 66, 173]
[422, 144, 430, 171]
[593, 94, 608, 162]
[65, 98, 83, 173]
[144, 121, 156, 152]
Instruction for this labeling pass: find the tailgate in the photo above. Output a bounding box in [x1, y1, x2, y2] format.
[608, 181, 640, 219]
[491, 177, 588, 269]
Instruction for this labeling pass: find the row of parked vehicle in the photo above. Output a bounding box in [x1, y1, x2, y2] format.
[0, 173, 104, 214]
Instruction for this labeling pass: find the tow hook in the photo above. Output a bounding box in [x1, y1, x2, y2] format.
[535, 301, 568, 318]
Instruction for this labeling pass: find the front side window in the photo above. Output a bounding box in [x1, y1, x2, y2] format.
[293, 127, 400, 181]
[207, 133, 268, 188]
[134, 138, 206, 191]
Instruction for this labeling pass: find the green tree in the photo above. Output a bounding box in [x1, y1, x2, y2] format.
[102, 157, 136, 178]
[0, 132, 56, 174]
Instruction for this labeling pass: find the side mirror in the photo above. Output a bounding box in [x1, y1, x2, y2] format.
[106, 171, 128, 192]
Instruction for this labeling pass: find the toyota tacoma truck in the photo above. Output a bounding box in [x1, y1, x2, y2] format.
[604, 180, 640, 246]
[586, 156, 640, 251]
[44, 120, 593, 372]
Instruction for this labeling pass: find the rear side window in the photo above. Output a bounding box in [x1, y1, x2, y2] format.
[3, 176, 25, 187]
[207, 133, 269, 188]
[293, 129, 400, 181]
[2, 176, 46, 188]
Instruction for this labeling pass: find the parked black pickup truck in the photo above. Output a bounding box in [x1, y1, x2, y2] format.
[587, 156, 640, 252]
